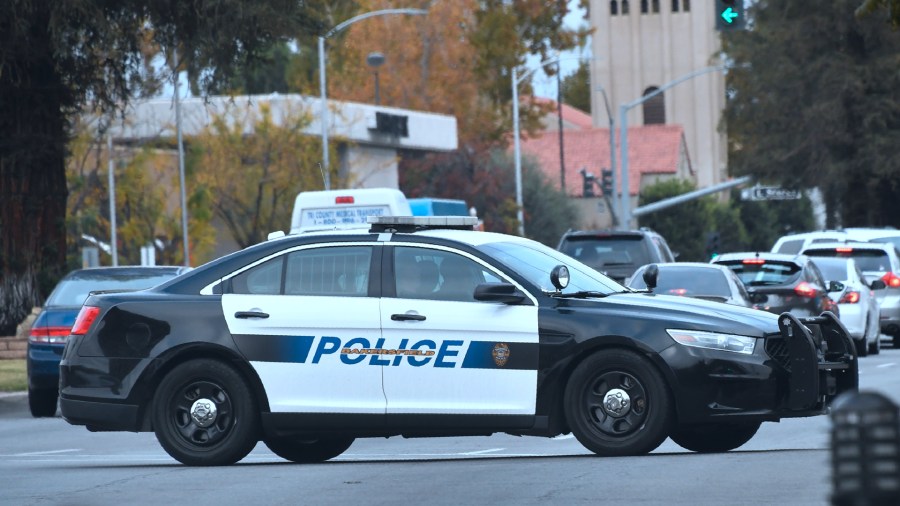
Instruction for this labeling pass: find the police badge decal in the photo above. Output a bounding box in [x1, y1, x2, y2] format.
[492, 343, 510, 367]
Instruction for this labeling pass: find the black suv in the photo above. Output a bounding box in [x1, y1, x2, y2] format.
[557, 228, 676, 283]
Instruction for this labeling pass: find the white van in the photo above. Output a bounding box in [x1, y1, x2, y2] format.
[289, 188, 412, 234]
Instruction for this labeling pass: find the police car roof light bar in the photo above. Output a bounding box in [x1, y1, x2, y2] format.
[368, 215, 478, 233]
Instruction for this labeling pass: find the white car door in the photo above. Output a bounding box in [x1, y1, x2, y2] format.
[380, 244, 539, 419]
[222, 243, 385, 414]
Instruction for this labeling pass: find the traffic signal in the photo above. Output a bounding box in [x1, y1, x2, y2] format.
[715, 0, 746, 31]
[706, 231, 721, 259]
[600, 169, 613, 196]
[580, 169, 596, 198]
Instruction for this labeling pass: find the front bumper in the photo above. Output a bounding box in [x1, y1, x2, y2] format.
[665, 312, 857, 424]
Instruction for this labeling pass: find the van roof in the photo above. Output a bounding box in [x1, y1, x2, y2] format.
[289, 188, 412, 234]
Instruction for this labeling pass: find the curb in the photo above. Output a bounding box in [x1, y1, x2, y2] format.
[0, 391, 27, 399]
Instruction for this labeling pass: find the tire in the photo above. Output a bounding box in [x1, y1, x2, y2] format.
[855, 338, 868, 358]
[563, 349, 673, 456]
[152, 359, 260, 466]
[868, 322, 881, 356]
[264, 437, 355, 463]
[28, 387, 58, 418]
[669, 421, 761, 453]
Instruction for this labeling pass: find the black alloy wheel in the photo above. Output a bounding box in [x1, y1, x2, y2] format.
[669, 421, 762, 453]
[152, 359, 259, 466]
[264, 437, 355, 463]
[564, 349, 673, 456]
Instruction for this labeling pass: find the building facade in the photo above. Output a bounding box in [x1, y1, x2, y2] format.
[590, 0, 726, 191]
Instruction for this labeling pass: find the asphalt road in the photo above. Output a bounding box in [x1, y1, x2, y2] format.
[3, 349, 900, 506]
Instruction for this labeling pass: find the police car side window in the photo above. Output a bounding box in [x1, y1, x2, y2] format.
[285, 246, 373, 297]
[230, 257, 284, 295]
[394, 247, 496, 302]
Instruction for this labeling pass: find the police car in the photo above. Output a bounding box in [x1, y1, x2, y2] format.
[59, 217, 858, 466]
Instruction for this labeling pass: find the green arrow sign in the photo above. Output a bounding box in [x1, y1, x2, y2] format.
[721, 7, 739, 24]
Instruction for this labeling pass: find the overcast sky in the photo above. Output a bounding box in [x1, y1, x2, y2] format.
[528, 0, 591, 100]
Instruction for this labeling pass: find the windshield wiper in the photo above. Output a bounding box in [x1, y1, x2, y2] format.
[552, 290, 611, 299]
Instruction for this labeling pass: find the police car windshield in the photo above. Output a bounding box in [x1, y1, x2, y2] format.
[478, 241, 624, 294]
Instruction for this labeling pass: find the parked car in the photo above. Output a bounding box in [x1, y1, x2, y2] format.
[711, 253, 840, 318]
[59, 216, 856, 466]
[626, 262, 754, 307]
[557, 228, 676, 283]
[27, 266, 190, 417]
[811, 256, 883, 356]
[800, 241, 900, 344]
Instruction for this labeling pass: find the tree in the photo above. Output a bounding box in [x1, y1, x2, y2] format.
[638, 179, 716, 262]
[856, 0, 900, 28]
[561, 60, 591, 113]
[194, 102, 324, 248]
[722, 0, 900, 229]
[400, 144, 578, 246]
[0, 1, 326, 334]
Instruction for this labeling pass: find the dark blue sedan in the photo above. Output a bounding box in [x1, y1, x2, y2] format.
[27, 266, 189, 417]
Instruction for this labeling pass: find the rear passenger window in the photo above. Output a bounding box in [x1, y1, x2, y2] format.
[228, 246, 373, 296]
[230, 257, 284, 294]
[775, 240, 804, 255]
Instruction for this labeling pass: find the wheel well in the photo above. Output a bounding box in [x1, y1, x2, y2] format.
[551, 339, 679, 433]
[135, 345, 270, 431]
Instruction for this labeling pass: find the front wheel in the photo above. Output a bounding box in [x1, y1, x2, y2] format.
[152, 359, 260, 466]
[669, 421, 761, 453]
[564, 349, 673, 456]
[264, 437, 355, 463]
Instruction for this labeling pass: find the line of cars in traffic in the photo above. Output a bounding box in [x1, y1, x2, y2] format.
[558, 227, 900, 358]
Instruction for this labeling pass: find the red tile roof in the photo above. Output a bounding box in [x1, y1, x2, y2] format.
[520, 124, 688, 197]
[531, 97, 594, 130]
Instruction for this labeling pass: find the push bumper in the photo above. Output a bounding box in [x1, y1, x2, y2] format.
[773, 311, 858, 412]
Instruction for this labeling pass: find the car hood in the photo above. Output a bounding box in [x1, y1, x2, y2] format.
[563, 291, 780, 337]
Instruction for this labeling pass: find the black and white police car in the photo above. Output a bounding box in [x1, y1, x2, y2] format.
[59, 217, 858, 466]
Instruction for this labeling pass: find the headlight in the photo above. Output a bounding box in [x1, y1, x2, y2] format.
[666, 329, 756, 355]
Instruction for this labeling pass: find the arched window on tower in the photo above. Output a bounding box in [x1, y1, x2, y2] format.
[640, 0, 648, 13]
[642, 87, 666, 125]
[652, 0, 660, 13]
[622, 0, 630, 14]
[672, 0, 680, 12]
[610, 0, 619, 15]
[683, 0, 691, 11]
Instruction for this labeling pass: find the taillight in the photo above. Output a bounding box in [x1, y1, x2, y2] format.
[882, 272, 900, 288]
[743, 258, 765, 265]
[836, 247, 853, 253]
[839, 291, 861, 304]
[71, 306, 101, 335]
[795, 281, 818, 298]
[28, 326, 71, 344]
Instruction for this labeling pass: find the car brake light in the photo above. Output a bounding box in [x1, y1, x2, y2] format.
[882, 272, 900, 288]
[71, 306, 101, 335]
[795, 282, 817, 298]
[335, 196, 354, 204]
[839, 291, 861, 304]
[28, 326, 72, 344]
[667, 288, 687, 295]
[836, 247, 853, 253]
[743, 258, 765, 265]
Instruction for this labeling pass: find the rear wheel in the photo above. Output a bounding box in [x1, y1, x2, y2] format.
[264, 437, 355, 463]
[28, 387, 58, 418]
[868, 321, 881, 355]
[564, 349, 673, 457]
[152, 359, 260, 466]
[670, 421, 762, 453]
[855, 338, 868, 357]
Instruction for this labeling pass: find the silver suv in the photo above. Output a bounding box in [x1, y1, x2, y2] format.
[557, 228, 676, 284]
[801, 241, 900, 341]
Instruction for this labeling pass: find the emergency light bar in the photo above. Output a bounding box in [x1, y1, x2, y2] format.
[368, 216, 479, 233]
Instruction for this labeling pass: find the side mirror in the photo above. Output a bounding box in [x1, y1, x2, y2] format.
[642, 264, 659, 292]
[827, 280, 845, 293]
[473, 283, 526, 304]
[871, 279, 887, 290]
[550, 265, 570, 291]
[749, 292, 769, 304]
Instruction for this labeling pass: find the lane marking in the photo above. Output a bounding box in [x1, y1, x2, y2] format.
[458, 448, 504, 456]
[877, 363, 896, 369]
[11, 449, 81, 457]
[552, 434, 575, 440]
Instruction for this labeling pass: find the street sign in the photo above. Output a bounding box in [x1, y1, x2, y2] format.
[740, 186, 802, 201]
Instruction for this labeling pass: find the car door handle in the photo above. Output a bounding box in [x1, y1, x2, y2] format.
[391, 313, 426, 321]
[235, 311, 269, 319]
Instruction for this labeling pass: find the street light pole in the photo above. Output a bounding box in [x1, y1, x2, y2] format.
[318, 8, 428, 191]
[617, 64, 739, 230]
[512, 67, 524, 236]
[595, 83, 617, 227]
[107, 131, 118, 266]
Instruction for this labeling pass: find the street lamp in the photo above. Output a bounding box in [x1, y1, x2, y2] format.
[318, 8, 427, 190]
[366, 52, 385, 105]
[594, 83, 618, 227]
